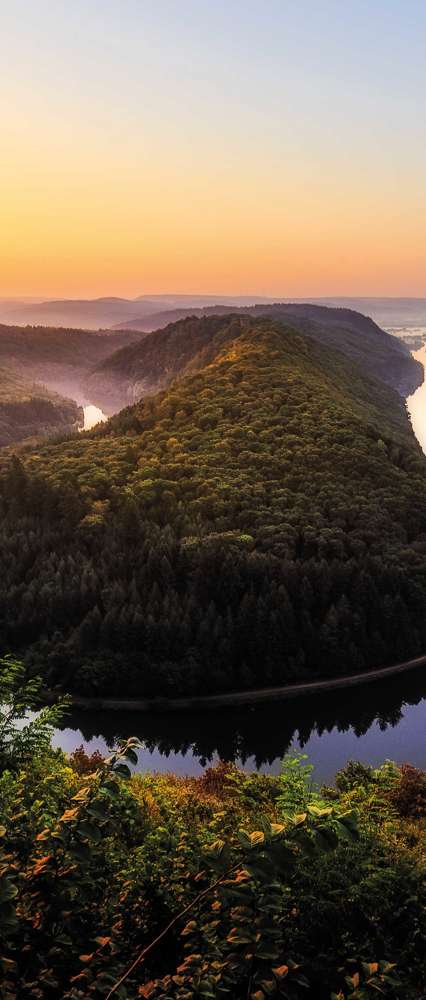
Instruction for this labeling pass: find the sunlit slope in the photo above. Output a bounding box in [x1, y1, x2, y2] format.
[1, 316, 426, 697]
[86, 305, 421, 412]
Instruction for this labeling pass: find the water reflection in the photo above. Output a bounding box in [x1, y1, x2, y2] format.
[54, 667, 426, 783]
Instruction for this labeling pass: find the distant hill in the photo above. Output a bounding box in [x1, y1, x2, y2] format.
[4, 293, 426, 333]
[0, 298, 163, 331]
[111, 296, 426, 335]
[0, 294, 274, 331]
[294, 296, 426, 331]
[111, 306, 218, 333]
[0, 367, 82, 446]
[88, 304, 421, 412]
[1, 311, 426, 698]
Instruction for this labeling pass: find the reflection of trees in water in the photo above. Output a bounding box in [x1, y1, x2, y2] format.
[63, 669, 426, 768]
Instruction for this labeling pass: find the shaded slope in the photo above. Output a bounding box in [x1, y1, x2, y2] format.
[1, 316, 426, 697]
[0, 324, 144, 408]
[0, 367, 83, 446]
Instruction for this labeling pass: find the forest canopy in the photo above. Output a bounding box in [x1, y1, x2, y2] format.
[0, 314, 426, 697]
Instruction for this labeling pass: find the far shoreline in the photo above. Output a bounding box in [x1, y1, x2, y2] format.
[46, 651, 426, 714]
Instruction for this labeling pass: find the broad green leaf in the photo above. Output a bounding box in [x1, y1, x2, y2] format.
[79, 822, 102, 843]
[114, 763, 131, 779]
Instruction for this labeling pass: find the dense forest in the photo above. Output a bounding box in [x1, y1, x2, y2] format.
[86, 304, 420, 412]
[1, 663, 425, 999]
[0, 367, 82, 446]
[1, 312, 426, 697]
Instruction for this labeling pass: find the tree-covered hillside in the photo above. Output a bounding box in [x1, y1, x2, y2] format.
[0, 324, 143, 410]
[1, 314, 426, 697]
[0, 367, 83, 446]
[87, 305, 421, 413]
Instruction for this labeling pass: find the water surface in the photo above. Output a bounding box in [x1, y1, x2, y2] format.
[407, 344, 426, 452]
[82, 404, 108, 430]
[54, 666, 426, 783]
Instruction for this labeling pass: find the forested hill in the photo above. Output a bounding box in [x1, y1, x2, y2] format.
[0, 324, 143, 407]
[0, 368, 82, 446]
[88, 305, 421, 412]
[1, 313, 426, 698]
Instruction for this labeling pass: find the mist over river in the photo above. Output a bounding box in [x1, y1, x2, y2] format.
[53, 329, 426, 781]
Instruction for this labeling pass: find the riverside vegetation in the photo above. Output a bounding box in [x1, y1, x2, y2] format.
[1, 313, 426, 697]
[0, 659, 425, 999]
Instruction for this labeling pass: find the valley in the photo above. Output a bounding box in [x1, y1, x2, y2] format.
[0, 323, 144, 443]
[3, 9, 426, 996]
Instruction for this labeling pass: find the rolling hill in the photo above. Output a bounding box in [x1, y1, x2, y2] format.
[87, 304, 421, 412]
[111, 296, 426, 339]
[0, 298, 161, 331]
[1, 312, 426, 698]
[0, 294, 274, 331]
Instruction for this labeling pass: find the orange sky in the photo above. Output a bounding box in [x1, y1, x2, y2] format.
[2, 2, 426, 299]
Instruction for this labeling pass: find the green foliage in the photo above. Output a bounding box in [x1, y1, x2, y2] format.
[388, 763, 426, 818]
[331, 960, 402, 999]
[277, 752, 326, 816]
[1, 315, 426, 698]
[0, 655, 68, 768]
[0, 733, 142, 996]
[0, 706, 424, 1000]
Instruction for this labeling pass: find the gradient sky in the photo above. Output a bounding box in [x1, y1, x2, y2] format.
[2, 0, 426, 298]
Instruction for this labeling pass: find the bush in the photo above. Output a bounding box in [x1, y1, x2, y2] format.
[69, 744, 106, 775]
[388, 763, 426, 818]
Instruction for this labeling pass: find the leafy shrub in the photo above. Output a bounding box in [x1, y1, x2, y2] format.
[0, 672, 424, 999]
[70, 744, 107, 775]
[335, 760, 375, 792]
[0, 655, 67, 769]
[388, 763, 426, 818]
[277, 752, 325, 816]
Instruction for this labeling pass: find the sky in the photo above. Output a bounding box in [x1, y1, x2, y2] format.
[1, 0, 426, 299]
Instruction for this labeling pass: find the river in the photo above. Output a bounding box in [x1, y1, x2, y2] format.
[82, 404, 108, 430]
[52, 347, 426, 781]
[407, 344, 426, 453]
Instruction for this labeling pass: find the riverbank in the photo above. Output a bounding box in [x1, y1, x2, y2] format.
[49, 651, 426, 713]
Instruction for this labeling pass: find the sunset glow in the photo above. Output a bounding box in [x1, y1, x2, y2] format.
[2, 0, 426, 298]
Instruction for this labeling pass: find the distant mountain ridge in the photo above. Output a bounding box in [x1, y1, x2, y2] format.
[0, 294, 275, 331]
[4, 293, 426, 335]
[112, 297, 426, 336]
